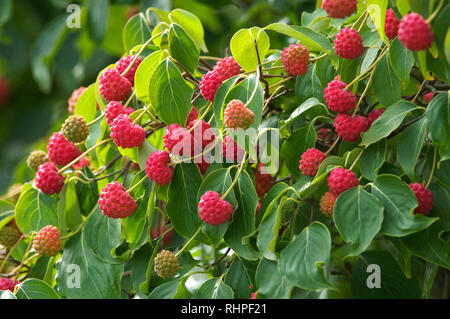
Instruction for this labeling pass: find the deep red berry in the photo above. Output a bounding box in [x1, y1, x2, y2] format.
[187, 119, 216, 151]
[324, 76, 356, 113]
[281, 44, 309, 76]
[385, 8, 399, 40]
[68, 87, 86, 114]
[409, 183, 434, 215]
[186, 105, 199, 125]
[199, 70, 223, 102]
[98, 182, 137, 218]
[196, 156, 210, 175]
[145, 151, 173, 185]
[47, 132, 82, 167]
[110, 114, 146, 149]
[105, 101, 134, 127]
[35, 162, 64, 195]
[163, 124, 194, 157]
[299, 148, 326, 177]
[99, 68, 132, 101]
[222, 136, 245, 162]
[320, 192, 337, 217]
[198, 191, 234, 226]
[398, 13, 434, 51]
[368, 108, 385, 127]
[213, 57, 240, 80]
[33, 225, 61, 257]
[424, 92, 433, 103]
[334, 113, 368, 142]
[0, 277, 18, 292]
[322, 0, 357, 19]
[254, 163, 273, 197]
[334, 28, 364, 59]
[224, 99, 255, 130]
[327, 167, 358, 196]
[114, 55, 142, 85]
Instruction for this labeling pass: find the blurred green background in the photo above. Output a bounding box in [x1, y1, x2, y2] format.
[0, 0, 315, 193]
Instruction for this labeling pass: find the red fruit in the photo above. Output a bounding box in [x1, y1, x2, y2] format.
[299, 148, 326, 177]
[73, 157, 89, 170]
[334, 28, 364, 59]
[324, 76, 356, 113]
[281, 44, 309, 76]
[322, 0, 357, 19]
[254, 164, 273, 197]
[385, 8, 399, 40]
[222, 136, 245, 162]
[409, 183, 434, 215]
[98, 182, 137, 218]
[334, 113, 368, 142]
[398, 13, 434, 51]
[0, 277, 18, 292]
[110, 114, 146, 149]
[163, 124, 194, 157]
[187, 119, 216, 150]
[68, 87, 86, 114]
[114, 55, 142, 85]
[105, 101, 134, 127]
[199, 70, 223, 102]
[35, 162, 64, 195]
[224, 99, 255, 130]
[98, 68, 132, 101]
[368, 108, 385, 126]
[327, 167, 358, 196]
[32, 225, 61, 256]
[186, 106, 199, 125]
[198, 191, 234, 226]
[145, 151, 173, 185]
[47, 132, 82, 167]
[320, 192, 337, 217]
[424, 92, 433, 103]
[213, 57, 240, 80]
[196, 157, 210, 175]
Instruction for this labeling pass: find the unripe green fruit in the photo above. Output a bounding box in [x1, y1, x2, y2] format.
[27, 150, 49, 172]
[154, 249, 179, 278]
[0, 226, 21, 247]
[62, 115, 89, 144]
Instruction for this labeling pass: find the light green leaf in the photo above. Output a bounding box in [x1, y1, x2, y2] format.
[169, 9, 207, 52]
[169, 23, 200, 73]
[372, 54, 401, 107]
[195, 278, 234, 299]
[360, 139, 386, 181]
[230, 27, 270, 72]
[15, 279, 60, 299]
[366, 0, 388, 45]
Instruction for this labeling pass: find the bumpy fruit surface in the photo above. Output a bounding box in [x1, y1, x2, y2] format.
[322, 0, 357, 19]
[213, 57, 240, 80]
[47, 132, 82, 167]
[254, 164, 273, 197]
[334, 28, 364, 59]
[35, 162, 65, 195]
[424, 92, 433, 103]
[163, 124, 194, 157]
[299, 148, 326, 177]
[281, 44, 309, 76]
[328, 167, 358, 196]
[68, 87, 86, 114]
[409, 183, 434, 215]
[224, 99, 255, 130]
[334, 113, 368, 142]
[0, 278, 18, 292]
[198, 191, 234, 226]
[154, 250, 179, 278]
[324, 76, 356, 113]
[110, 114, 146, 149]
[199, 70, 223, 102]
[114, 54, 142, 85]
[145, 151, 173, 185]
[320, 192, 337, 217]
[222, 136, 245, 162]
[0, 226, 21, 247]
[98, 182, 137, 218]
[105, 101, 134, 127]
[188, 119, 216, 150]
[62, 115, 89, 144]
[398, 13, 434, 51]
[98, 68, 132, 101]
[32, 225, 61, 257]
[186, 105, 199, 125]
[27, 150, 49, 171]
[385, 8, 399, 40]
[368, 108, 385, 126]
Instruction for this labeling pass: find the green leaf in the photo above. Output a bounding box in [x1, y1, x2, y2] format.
[122, 13, 152, 52]
[74, 84, 97, 122]
[279, 222, 333, 290]
[195, 278, 234, 299]
[360, 139, 386, 181]
[281, 98, 328, 133]
[255, 258, 292, 298]
[169, 9, 207, 52]
[333, 187, 384, 257]
[397, 117, 427, 180]
[57, 183, 83, 236]
[230, 27, 270, 72]
[372, 54, 401, 107]
[224, 257, 252, 299]
[0, 200, 15, 226]
[149, 58, 193, 125]
[389, 38, 414, 87]
[366, 0, 388, 45]
[396, 0, 410, 16]
[148, 280, 180, 299]
[425, 92, 450, 160]
[15, 186, 58, 235]
[295, 64, 324, 105]
[87, 0, 110, 42]
[169, 23, 200, 73]
[361, 100, 421, 146]
[15, 279, 60, 299]
[371, 175, 437, 237]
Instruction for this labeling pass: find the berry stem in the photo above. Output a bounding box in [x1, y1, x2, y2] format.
[412, 79, 426, 104]
[426, 0, 444, 23]
[126, 175, 147, 194]
[268, 76, 295, 90]
[87, 114, 105, 127]
[221, 154, 247, 200]
[0, 234, 24, 273]
[199, 56, 222, 61]
[175, 227, 202, 257]
[425, 145, 438, 188]
[261, 65, 285, 72]
[310, 53, 328, 62]
[124, 90, 136, 108]
[357, 12, 370, 32]
[350, 10, 368, 30]
[349, 148, 364, 171]
[13, 238, 33, 281]
[263, 85, 285, 111]
[325, 137, 340, 156]
[352, 67, 376, 116]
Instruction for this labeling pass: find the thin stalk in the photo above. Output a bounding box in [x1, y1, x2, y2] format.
[268, 76, 295, 90]
[425, 146, 438, 188]
[353, 67, 376, 116]
[126, 175, 147, 194]
[426, 0, 444, 23]
[349, 149, 364, 171]
[345, 47, 388, 90]
[325, 137, 340, 155]
[412, 79, 426, 104]
[175, 227, 202, 257]
[0, 235, 25, 273]
[87, 114, 105, 127]
[14, 239, 33, 281]
[221, 155, 247, 199]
